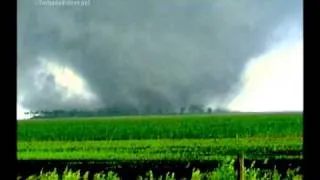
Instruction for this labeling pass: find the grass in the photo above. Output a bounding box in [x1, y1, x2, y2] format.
[17, 160, 302, 180]
[17, 113, 302, 141]
[17, 138, 302, 160]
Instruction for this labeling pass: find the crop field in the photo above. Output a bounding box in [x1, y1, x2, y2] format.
[17, 113, 303, 179]
[18, 113, 302, 141]
[18, 137, 302, 160]
[17, 113, 302, 160]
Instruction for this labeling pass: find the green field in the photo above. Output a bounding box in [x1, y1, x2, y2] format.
[17, 113, 303, 160]
[18, 138, 301, 160]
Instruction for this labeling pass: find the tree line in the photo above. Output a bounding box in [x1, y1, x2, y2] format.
[25, 105, 229, 119]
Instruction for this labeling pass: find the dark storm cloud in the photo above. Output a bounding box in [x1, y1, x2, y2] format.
[17, 0, 302, 112]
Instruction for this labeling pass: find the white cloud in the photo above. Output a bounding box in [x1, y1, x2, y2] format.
[227, 40, 303, 112]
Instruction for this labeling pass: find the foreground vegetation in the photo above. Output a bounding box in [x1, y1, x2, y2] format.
[18, 113, 302, 141]
[18, 160, 302, 180]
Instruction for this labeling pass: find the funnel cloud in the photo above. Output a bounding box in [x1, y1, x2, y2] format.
[18, 0, 302, 113]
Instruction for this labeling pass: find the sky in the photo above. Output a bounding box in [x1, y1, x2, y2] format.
[17, 0, 303, 119]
